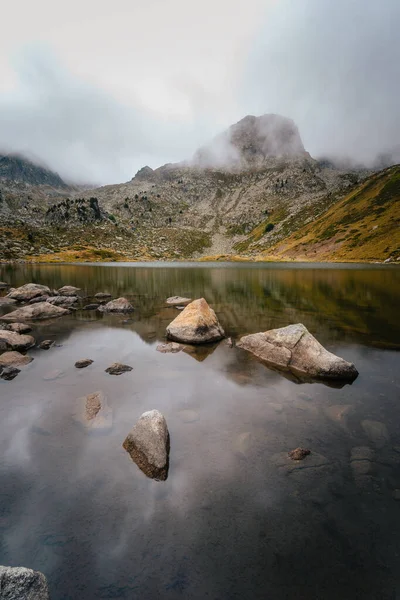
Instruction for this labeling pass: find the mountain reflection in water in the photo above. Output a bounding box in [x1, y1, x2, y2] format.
[0, 262, 399, 600]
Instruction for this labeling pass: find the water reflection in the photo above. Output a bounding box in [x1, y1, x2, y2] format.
[0, 263, 399, 599]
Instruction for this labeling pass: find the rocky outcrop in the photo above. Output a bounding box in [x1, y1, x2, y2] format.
[73, 390, 112, 433]
[0, 351, 33, 367]
[57, 285, 81, 296]
[0, 302, 69, 322]
[105, 363, 132, 375]
[166, 298, 225, 344]
[98, 298, 134, 313]
[0, 330, 35, 351]
[237, 324, 358, 382]
[7, 283, 51, 302]
[123, 410, 170, 480]
[165, 296, 192, 306]
[0, 565, 50, 599]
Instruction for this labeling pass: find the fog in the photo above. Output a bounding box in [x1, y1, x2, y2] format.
[0, 0, 399, 184]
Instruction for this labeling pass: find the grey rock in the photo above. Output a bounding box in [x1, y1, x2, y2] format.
[75, 358, 93, 368]
[94, 292, 111, 299]
[0, 565, 50, 599]
[166, 298, 225, 344]
[0, 302, 69, 322]
[0, 330, 35, 352]
[0, 282, 10, 289]
[7, 283, 51, 302]
[46, 296, 78, 307]
[237, 323, 358, 382]
[165, 296, 192, 306]
[123, 409, 169, 480]
[0, 322, 32, 334]
[0, 366, 20, 380]
[98, 297, 134, 313]
[105, 362, 132, 375]
[57, 285, 81, 296]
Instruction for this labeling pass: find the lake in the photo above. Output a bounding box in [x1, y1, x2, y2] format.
[0, 262, 400, 600]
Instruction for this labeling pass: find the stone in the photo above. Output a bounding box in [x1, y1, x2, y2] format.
[94, 292, 112, 299]
[123, 410, 170, 480]
[361, 420, 390, 448]
[237, 323, 358, 382]
[0, 297, 17, 306]
[29, 295, 49, 304]
[165, 296, 192, 306]
[156, 342, 184, 354]
[98, 297, 134, 313]
[38, 340, 55, 350]
[47, 296, 78, 307]
[0, 351, 33, 367]
[1, 322, 32, 334]
[73, 390, 112, 432]
[178, 409, 199, 423]
[0, 302, 69, 322]
[0, 282, 10, 289]
[75, 358, 93, 368]
[6, 283, 51, 302]
[0, 330, 35, 351]
[0, 565, 50, 599]
[166, 298, 225, 344]
[288, 448, 311, 461]
[105, 362, 133, 375]
[83, 303, 99, 310]
[0, 366, 20, 380]
[57, 285, 81, 296]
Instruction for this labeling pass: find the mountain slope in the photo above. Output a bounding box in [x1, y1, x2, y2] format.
[0, 153, 67, 188]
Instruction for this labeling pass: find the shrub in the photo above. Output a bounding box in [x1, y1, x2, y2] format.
[265, 223, 274, 233]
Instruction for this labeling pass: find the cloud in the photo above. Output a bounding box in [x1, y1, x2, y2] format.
[241, 0, 400, 165]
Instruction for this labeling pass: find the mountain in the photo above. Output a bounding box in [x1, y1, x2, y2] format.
[0, 153, 67, 188]
[0, 114, 397, 263]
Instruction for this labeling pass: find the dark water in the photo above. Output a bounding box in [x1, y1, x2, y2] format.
[0, 262, 400, 600]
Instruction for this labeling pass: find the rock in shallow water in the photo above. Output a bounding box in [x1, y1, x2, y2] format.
[0, 302, 69, 322]
[75, 358, 94, 368]
[47, 296, 78, 307]
[0, 366, 21, 380]
[6, 283, 51, 302]
[166, 298, 225, 344]
[98, 297, 134, 313]
[0, 351, 33, 367]
[0, 330, 35, 352]
[123, 409, 170, 480]
[156, 342, 184, 354]
[0, 322, 32, 334]
[57, 285, 81, 296]
[38, 340, 55, 350]
[237, 323, 358, 382]
[73, 390, 112, 433]
[0, 565, 50, 599]
[165, 296, 192, 306]
[0, 281, 10, 289]
[288, 447, 311, 461]
[105, 362, 133, 375]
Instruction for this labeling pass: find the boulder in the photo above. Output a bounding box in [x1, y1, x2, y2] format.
[156, 342, 184, 354]
[105, 362, 132, 375]
[0, 330, 35, 352]
[38, 340, 55, 350]
[0, 302, 69, 322]
[73, 390, 112, 432]
[288, 448, 311, 461]
[0, 322, 32, 334]
[29, 295, 50, 304]
[166, 298, 225, 344]
[237, 323, 358, 382]
[57, 285, 81, 296]
[47, 296, 78, 307]
[94, 292, 111, 299]
[123, 410, 170, 480]
[0, 565, 50, 599]
[0, 351, 33, 367]
[0, 367, 20, 381]
[6, 283, 51, 302]
[165, 296, 192, 306]
[0, 297, 17, 306]
[75, 358, 93, 368]
[98, 297, 134, 313]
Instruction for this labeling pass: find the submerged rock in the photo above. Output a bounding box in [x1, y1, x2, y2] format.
[361, 420, 390, 448]
[0, 565, 50, 599]
[166, 298, 225, 344]
[237, 323, 358, 382]
[0, 366, 20, 381]
[288, 448, 311, 461]
[75, 358, 94, 368]
[74, 390, 112, 432]
[38, 340, 55, 350]
[123, 409, 170, 480]
[47, 296, 78, 307]
[98, 297, 134, 313]
[156, 342, 184, 354]
[0, 351, 33, 367]
[6, 283, 51, 302]
[83, 303, 100, 310]
[57, 285, 81, 296]
[0, 330, 35, 352]
[165, 296, 192, 306]
[0, 302, 69, 322]
[105, 362, 133, 375]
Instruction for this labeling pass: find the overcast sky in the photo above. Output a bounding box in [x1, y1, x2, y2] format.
[0, 0, 399, 184]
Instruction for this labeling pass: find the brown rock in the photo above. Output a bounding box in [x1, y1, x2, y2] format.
[166, 298, 225, 344]
[105, 362, 133, 375]
[7, 283, 51, 302]
[57, 285, 81, 296]
[156, 342, 184, 354]
[98, 297, 134, 313]
[0, 330, 35, 351]
[75, 358, 93, 368]
[94, 292, 112, 299]
[288, 448, 311, 461]
[237, 323, 358, 382]
[47, 296, 78, 307]
[73, 390, 112, 432]
[0, 351, 33, 367]
[0, 302, 69, 322]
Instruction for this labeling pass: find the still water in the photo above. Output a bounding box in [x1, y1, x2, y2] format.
[0, 262, 399, 600]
